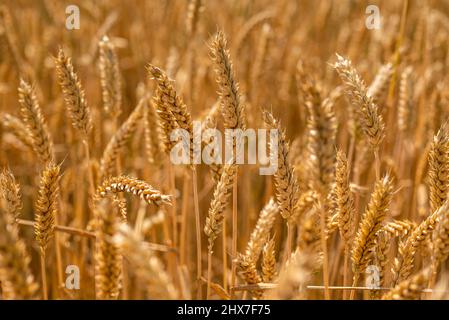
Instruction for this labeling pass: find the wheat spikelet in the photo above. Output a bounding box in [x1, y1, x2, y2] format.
[352, 175, 393, 274]
[99, 99, 144, 181]
[427, 123, 449, 213]
[210, 31, 246, 131]
[382, 269, 429, 300]
[1, 113, 33, 150]
[0, 205, 38, 299]
[114, 224, 178, 299]
[262, 237, 276, 283]
[382, 220, 416, 238]
[99, 35, 122, 119]
[367, 63, 393, 105]
[335, 150, 355, 245]
[393, 201, 446, 283]
[54, 48, 92, 136]
[34, 164, 60, 253]
[263, 110, 299, 221]
[18, 79, 54, 165]
[97, 175, 172, 207]
[334, 54, 385, 149]
[0, 169, 22, 220]
[244, 198, 278, 263]
[94, 199, 122, 299]
[327, 212, 340, 235]
[204, 164, 237, 251]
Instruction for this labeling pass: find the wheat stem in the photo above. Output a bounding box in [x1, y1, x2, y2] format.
[192, 167, 202, 298]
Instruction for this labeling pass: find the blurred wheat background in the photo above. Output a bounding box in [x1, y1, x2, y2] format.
[1, 0, 449, 300]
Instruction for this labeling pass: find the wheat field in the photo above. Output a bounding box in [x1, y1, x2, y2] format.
[1, 0, 449, 300]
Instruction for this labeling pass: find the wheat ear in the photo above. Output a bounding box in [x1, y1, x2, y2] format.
[114, 224, 178, 299]
[262, 110, 299, 222]
[428, 123, 449, 213]
[146, 65, 179, 155]
[351, 174, 393, 293]
[397, 67, 413, 133]
[34, 164, 60, 300]
[382, 269, 429, 300]
[99, 99, 144, 181]
[34, 164, 60, 254]
[0, 205, 38, 299]
[18, 79, 54, 165]
[204, 164, 236, 298]
[54, 48, 92, 136]
[262, 237, 277, 283]
[143, 96, 164, 166]
[268, 249, 315, 300]
[236, 253, 263, 299]
[367, 63, 393, 105]
[99, 35, 122, 119]
[0, 169, 22, 220]
[334, 54, 385, 149]
[210, 31, 246, 131]
[392, 201, 446, 284]
[210, 30, 247, 295]
[94, 199, 122, 299]
[335, 150, 355, 298]
[244, 198, 279, 263]
[97, 175, 172, 206]
[1, 113, 34, 151]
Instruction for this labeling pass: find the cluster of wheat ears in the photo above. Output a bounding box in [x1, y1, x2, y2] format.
[1, 0, 449, 300]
